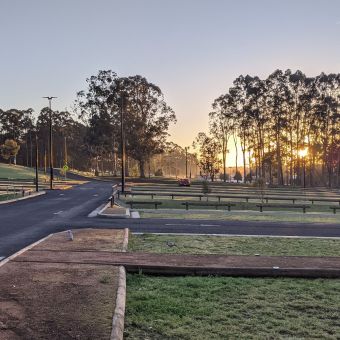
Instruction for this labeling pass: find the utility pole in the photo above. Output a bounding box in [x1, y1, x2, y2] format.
[120, 94, 126, 193]
[35, 134, 39, 192]
[43, 96, 57, 190]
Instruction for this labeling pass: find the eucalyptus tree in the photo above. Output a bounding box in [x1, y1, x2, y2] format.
[77, 71, 176, 177]
[209, 93, 235, 182]
[194, 132, 221, 181]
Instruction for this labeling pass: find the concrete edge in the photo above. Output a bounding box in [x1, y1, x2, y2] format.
[98, 201, 130, 219]
[110, 228, 129, 340]
[131, 232, 340, 240]
[0, 191, 46, 205]
[110, 266, 126, 340]
[122, 228, 129, 252]
[0, 232, 53, 268]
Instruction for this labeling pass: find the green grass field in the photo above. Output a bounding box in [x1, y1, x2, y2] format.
[129, 233, 340, 256]
[121, 196, 338, 213]
[125, 275, 340, 339]
[0, 163, 37, 179]
[139, 210, 340, 223]
[125, 234, 340, 339]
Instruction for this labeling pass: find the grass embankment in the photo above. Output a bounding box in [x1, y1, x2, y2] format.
[0, 163, 37, 179]
[129, 233, 340, 257]
[125, 234, 340, 339]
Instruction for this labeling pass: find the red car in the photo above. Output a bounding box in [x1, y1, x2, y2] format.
[178, 178, 191, 186]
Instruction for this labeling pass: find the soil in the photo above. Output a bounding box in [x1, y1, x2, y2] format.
[0, 229, 125, 340]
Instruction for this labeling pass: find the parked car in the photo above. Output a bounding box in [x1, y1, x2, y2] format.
[178, 178, 191, 186]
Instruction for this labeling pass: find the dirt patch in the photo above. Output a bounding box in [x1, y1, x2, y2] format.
[34, 228, 126, 252]
[0, 228, 126, 340]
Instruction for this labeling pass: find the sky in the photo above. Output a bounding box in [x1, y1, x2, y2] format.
[1, 0, 340, 165]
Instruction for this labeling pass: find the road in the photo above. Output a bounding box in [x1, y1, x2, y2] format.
[0, 180, 339, 258]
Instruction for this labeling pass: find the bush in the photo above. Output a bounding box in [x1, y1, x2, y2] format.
[234, 171, 242, 182]
[154, 169, 163, 176]
[219, 173, 229, 181]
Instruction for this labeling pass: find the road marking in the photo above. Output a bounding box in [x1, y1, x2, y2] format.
[53, 211, 63, 215]
[165, 223, 220, 227]
[200, 224, 220, 227]
[59, 193, 64, 196]
[93, 194, 98, 197]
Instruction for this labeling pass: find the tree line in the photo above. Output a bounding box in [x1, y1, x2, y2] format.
[0, 70, 177, 177]
[196, 70, 340, 187]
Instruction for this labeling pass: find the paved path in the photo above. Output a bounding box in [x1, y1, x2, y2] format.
[14, 249, 340, 278]
[1, 178, 340, 258]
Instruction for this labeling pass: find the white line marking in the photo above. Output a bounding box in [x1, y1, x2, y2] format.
[165, 223, 220, 227]
[53, 211, 63, 215]
[59, 193, 64, 196]
[93, 194, 98, 197]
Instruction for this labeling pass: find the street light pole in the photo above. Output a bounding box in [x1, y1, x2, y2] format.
[43, 96, 57, 190]
[120, 94, 126, 193]
[35, 134, 39, 192]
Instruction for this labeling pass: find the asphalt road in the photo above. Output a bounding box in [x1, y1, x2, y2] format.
[0, 180, 339, 258]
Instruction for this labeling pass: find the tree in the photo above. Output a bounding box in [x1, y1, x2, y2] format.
[112, 75, 176, 177]
[194, 132, 221, 181]
[1, 139, 20, 164]
[77, 71, 176, 178]
[209, 94, 235, 182]
[234, 171, 242, 182]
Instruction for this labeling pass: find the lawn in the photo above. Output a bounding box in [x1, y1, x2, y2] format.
[125, 275, 340, 339]
[139, 210, 340, 224]
[121, 196, 337, 213]
[0, 163, 38, 179]
[129, 233, 340, 256]
[126, 234, 340, 339]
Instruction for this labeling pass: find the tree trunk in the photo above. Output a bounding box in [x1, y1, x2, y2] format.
[139, 160, 146, 178]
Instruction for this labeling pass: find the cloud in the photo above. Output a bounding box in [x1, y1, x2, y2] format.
[336, 21, 340, 25]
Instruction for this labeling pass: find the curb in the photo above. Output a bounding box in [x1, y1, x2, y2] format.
[0, 191, 46, 205]
[0, 232, 53, 268]
[111, 228, 129, 340]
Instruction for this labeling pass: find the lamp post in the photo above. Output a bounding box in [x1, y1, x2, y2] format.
[43, 96, 57, 190]
[35, 134, 39, 192]
[120, 94, 126, 193]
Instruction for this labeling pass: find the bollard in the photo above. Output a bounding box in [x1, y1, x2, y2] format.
[111, 195, 114, 207]
[67, 230, 74, 241]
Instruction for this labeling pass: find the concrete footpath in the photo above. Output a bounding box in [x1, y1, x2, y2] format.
[0, 228, 128, 340]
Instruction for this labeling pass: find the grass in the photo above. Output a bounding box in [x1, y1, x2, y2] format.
[125, 275, 340, 339]
[121, 196, 337, 212]
[0, 192, 20, 201]
[129, 233, 340, 256]
[126, 235, 340, 338]
[0, 163, 37, 179]
[139, 210, 340, 224]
